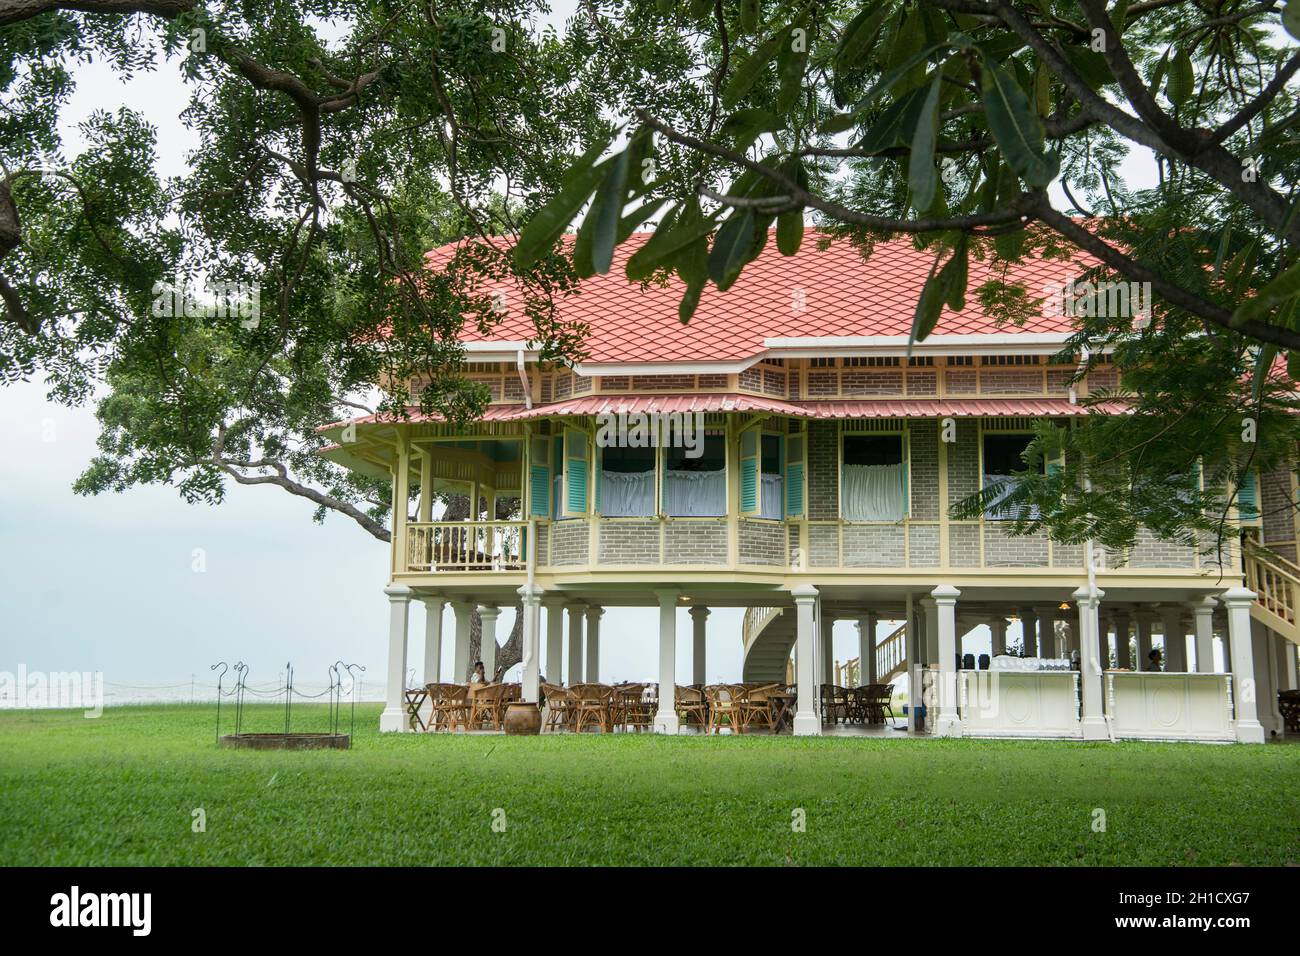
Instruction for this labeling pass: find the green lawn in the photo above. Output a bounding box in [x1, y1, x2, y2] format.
[1, 703, 1297, 866]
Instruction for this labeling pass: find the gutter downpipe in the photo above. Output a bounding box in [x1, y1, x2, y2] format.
[516, 348, 533, 411]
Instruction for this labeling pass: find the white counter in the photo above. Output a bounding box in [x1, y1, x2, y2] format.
[1104, 672, 1235, 742]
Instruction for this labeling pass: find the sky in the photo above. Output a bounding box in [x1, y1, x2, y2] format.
[0, 6, 1149, 702]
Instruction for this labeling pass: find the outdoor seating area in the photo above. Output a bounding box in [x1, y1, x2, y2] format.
[405, 679, 899, 734]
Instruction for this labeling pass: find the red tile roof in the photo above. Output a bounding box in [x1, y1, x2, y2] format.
[427, 230, 1099, 365]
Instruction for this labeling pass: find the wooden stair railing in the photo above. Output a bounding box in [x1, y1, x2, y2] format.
[1243, 540, 1300, 646]
[876, 623, 908, 682]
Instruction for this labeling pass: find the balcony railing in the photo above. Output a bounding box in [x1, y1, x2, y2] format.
[405, 521, 528, 572]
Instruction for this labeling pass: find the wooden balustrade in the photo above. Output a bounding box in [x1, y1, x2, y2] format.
[1244, 541, 1300, 643]
[405, 521, 527, 572]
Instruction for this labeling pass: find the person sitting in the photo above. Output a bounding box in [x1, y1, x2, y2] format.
[1147, 648, 1163, 671]
[469, 661, 488, 684]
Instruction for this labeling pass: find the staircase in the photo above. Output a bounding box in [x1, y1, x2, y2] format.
[740, 609, 908, 684]
[1244, 541, 1300, 646]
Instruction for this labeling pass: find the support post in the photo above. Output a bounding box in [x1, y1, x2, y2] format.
[477, 605, 500, 679]
[1073, 586, 1108, 740]
[380, 585, 413, 732]
[420, 596, 445, 685]
[1035, 605, 1057, 658]
[1113, 609, 1133, 670]
[989, 616, 1007, 657]
[1159, 606, 1187, 672]
[690, 606, 709, 685]
[820, 611, 835, 690]
[858, 611, 878, 685]
[1134, 608, 1156, 671]
[451, 601, 473, 683]
[1019, 606, 1038, 657]
[543, 599, 564, 686]
[566, 602, 586, 686]
[518, 585, 543, 703]
[1189, 596, 1217, 672]
[932, 585, 961, 736]
[792, 585, 820, 735]
[1222, 588, 1265, 743]
[584, 606, 603, 683]
[653, 590, 679, 733]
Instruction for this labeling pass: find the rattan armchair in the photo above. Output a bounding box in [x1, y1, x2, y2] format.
[426, 683, 470, 732]
[613, 683, 652, 732]
[704, 683, 746, 734]
[569, 683, 615, 733]
[541, 683, 573, 732]
[467, 682, 510, 730]
[740, 683, 782, 732]
[674, 685, 707, 730]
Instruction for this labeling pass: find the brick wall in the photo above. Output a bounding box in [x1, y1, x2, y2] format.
[909, 524, 940, 567]
[807, 370, 837, 397]
[549, 519, 589, 566]
[631, 374, 694, 391]
[841, 370, 903, 396]
[1051, 540, 1084, 568]
[739, 519, 785, 566]
[665, 521, 729, 564]
[698, 373, 728, 389]
[906, 370, 937, 396]
[597, 520, 660, 565]
[738, 368, 761, 392]
[945, 370, 977, 394]
[842, 525, 906, 567]
[979, 369, 1042, 394]
[947, 419, 980, 508]
[950, 524, 981, 567]
[807, 421, 839, 519]
[762, 370, 786, 396]
[1262, 466, 1295, 547]
[983, 524, 1049, 566]
[809, 524, 839, 567]
[909, 420, 939, 520]
[1128, 530, 1195, 568]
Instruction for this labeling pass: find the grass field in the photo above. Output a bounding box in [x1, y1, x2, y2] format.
[1, 703, 1297, 866]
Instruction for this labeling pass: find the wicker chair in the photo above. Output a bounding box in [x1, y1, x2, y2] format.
[467, 682, 510, 730]
[1279, 689, 1300, 734]
[541, 683, 573, 732]
[740, 683, 782, 732]
[426, 683, 470, 732]
[704, 683, 745, 734]
[674, 685, 707, 731]
[613, 683, 652, 732]
[569, 683, 615, 733]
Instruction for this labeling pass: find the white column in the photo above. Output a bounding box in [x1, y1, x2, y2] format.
[653, 590, 679, 733]
[989, 616, 1007, 657]
[451, 601, 473, 683]
[690, 606, 709, 685]
[584, 606, 602, 683]
[1222, 587, 1265, 743]
[380, 585, 413, 732]
[1097, 610, 1112, 670]
[1286, 642, 1299, 691]
[1065, 612, 1079, 657]
[566, 602, 585, 686]
[920, 598, 938, 666]
[907, 604, 923, 732]
[1134, 609, 1155, 671]
[478, 605, 500, 679]
[518, 585, 543, 703]
[1189, 597, 1217, 672]
[1159, 606, 1187, 672]
[792, 585, 820, 735]
[1035, 605, 1058, 658]
[1019, 606, 1038, 657]
[1073, 586, 1108, 740]
[821, 612, 835, 687]
[932, 585, 961, 737]
[420, 597, 445, 685]
[1113, 609, 1132, 669]
[543, 599, 564, 685]
[858, 611, 877, 685]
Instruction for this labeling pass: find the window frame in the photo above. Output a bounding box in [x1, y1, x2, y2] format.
[838, 424, 911, 523]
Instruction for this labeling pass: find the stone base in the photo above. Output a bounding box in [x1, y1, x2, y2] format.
[1080, 716, 1109, 741]
[1235, 719, 1266, 744]
[792, 712, 821, 736]
[933, 714, 963, 737]
[653, 711, 680, 734]
[379, 707, 408, 733]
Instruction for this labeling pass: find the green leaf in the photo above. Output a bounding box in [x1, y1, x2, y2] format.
[776, 23, 809, 113]
[908, 71, 944, 214]
[1253, 343, 1278, 403]
[720, 108, 782, 150]
[856, 85, 933, 154]
[1061, 46, 1114, 91]
[708, 208, 756, 291]
[590, 147, 630, 274]
[1234, 256, 1300, 324]
[723, 30, 787, 107]
[835, 2, 889, 69]
[1212, 225, 1232, 279]
[939, 235, 968, 310]
[1284, 2, 1300, 41]
[514, 137, 612, 269]
[571, 186, 604, 279]
[910, 252, 947, 347]
[1166, 48, 1194, 108]
[981, 60, 1058, 188]
[739, 0, 760, 34]
[1148, 48, 1170, 93]
[819, 41, 949, 133]
[678, 282, 704, 324]
[625, 204, 717, 281]
[617, 198, 667, 244]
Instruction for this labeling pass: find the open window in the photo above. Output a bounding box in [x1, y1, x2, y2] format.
[664, 432, 726, 516]
[599, 444, 656, 517]
[528, 436, 551, 518]
[841, 433, 908, 521]
[761, 434, 784, 519]
[982, 432, 1042, 519]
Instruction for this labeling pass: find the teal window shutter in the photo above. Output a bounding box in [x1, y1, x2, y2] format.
[594, 450, 602, 514]
[785, 432, 805, 517]
[528, 436, 550, 518]
[740, 428, 759, 515]
[1239, 470, 1259, 519]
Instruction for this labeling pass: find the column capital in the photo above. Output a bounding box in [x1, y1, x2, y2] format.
[566, 600, 589, 613]
[1219, 587, 1256, 608]
[1133, 606, 1159, 623]
[383, 584, 413, 602]
[476, 604, 501, 621]
[653, 588, 678, 608]
[688, 605, 711, 620]
[584, 605, 605, 620]
[417, 593, 445, 609]
[1186, 595, 1218, 616]
[516, 584, 544, 606]
[930, 584, 960, 605]
[449, 598, 476, 611]
[790, 584, 819, 604]
[1071, 585, 1105, 607]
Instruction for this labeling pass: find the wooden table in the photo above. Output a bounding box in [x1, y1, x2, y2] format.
[768, 693, 796, 734]
[403, 687, 429, 731]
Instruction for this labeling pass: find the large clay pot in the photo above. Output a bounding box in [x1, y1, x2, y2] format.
[503, 701, 542, 735]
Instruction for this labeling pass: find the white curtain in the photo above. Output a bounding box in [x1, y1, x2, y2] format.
[982, 474, 1039, 519]
[601, 470, 655, 517]
[760, 474, 784, 519]
[841, 463, 906, 521]
[666, 469, 727, 516]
